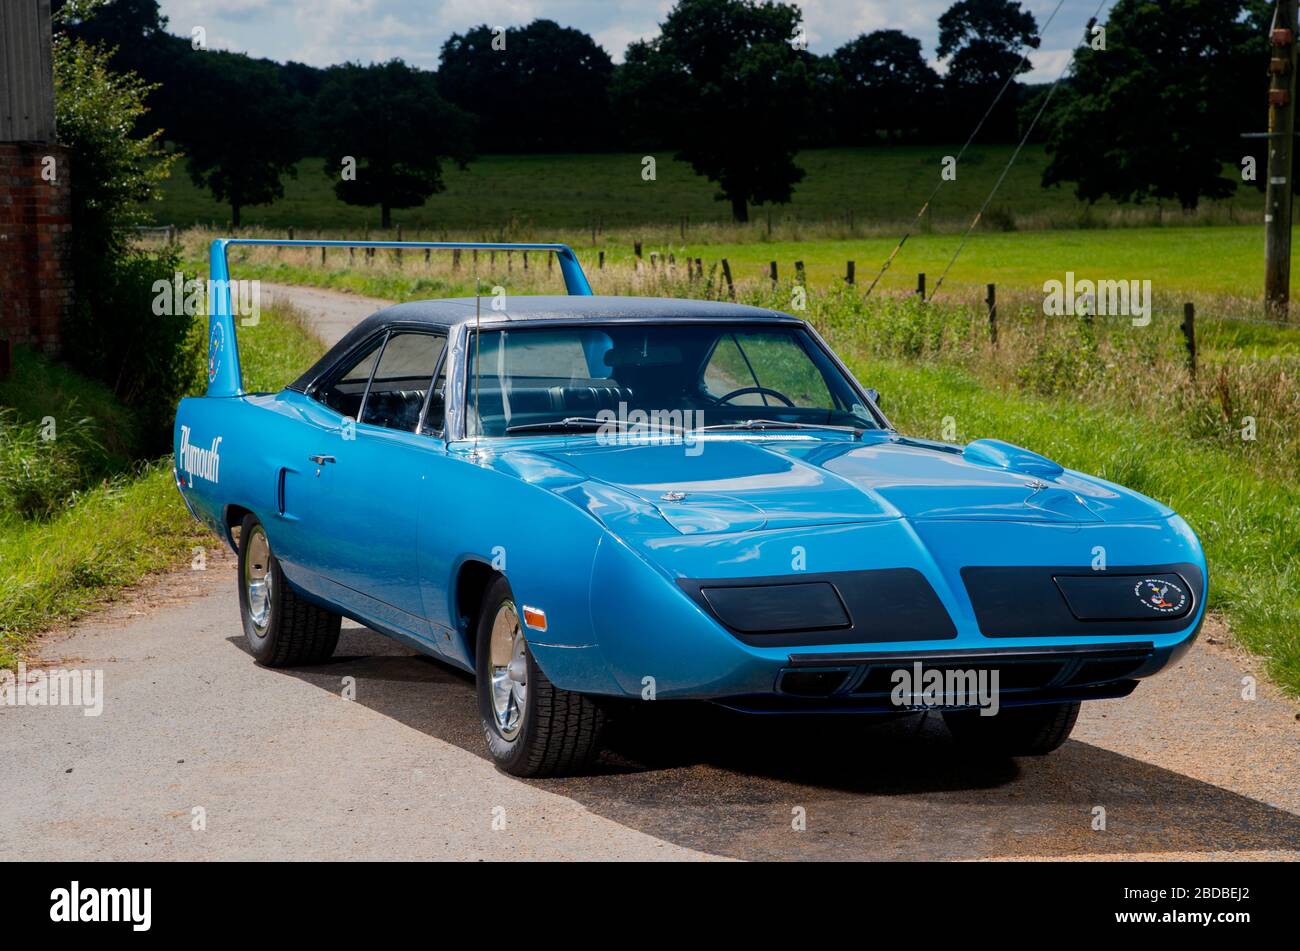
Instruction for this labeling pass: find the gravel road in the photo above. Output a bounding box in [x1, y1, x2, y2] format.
[3, 282, 1297, 862]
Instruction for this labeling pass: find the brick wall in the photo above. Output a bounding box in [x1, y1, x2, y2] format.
[0, 141, 73, 354]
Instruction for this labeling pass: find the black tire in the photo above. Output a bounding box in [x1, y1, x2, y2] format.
[475, 575, 605, 777]
[942, 701, 1080, 756]
[237, 513, 340, 667]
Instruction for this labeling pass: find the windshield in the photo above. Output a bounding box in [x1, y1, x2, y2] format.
[465, 322, 879, 437]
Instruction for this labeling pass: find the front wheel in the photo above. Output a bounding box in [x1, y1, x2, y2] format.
[942, 701, 1080, 756]
[475, 575, 605, 777]
[237, 513, 340, 667]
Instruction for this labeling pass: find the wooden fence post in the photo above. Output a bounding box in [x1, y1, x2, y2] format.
[769, 261, 778, 285]
[986, 283, 997, 347]
[720, 259, 736, 300]
[320, 246, 326, 266]
[695, 258, 702, 279]
[845, 261, 855, 285]
[634, 241, 643, 259]
[1181, 303, 1197, 378]
[450, 249, 458, 270]
[794, 260, 805, 284]
[917, 272, 926, 301]
[598, 250, 605, 269]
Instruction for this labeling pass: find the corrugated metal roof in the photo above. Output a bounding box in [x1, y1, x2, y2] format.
[1, 0, 56, 143]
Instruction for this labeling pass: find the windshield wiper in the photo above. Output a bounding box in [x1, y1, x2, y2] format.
[698, 419, 867, 435]
[506, 416, 698, 436]
[505, 417, 609, 434]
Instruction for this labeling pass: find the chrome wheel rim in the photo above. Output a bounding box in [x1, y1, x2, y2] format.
[488, 601, 527, 740]
[244, 526, 273, 636]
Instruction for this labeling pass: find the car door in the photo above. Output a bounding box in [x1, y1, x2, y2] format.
[297, 328, 448, 639]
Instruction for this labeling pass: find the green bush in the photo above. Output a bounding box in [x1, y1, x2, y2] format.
[54, 29, 184, 454]
[0, 408, 103, 521]
[62, 249, 201, 452]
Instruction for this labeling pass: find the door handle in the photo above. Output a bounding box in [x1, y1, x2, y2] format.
[308, 454, 336, 465]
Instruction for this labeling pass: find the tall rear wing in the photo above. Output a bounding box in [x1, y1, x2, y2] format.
[205, 238, 594, 397]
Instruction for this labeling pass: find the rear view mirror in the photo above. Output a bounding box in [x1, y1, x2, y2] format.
[604, 345, 682, 368]
[865, 388, 881, 406]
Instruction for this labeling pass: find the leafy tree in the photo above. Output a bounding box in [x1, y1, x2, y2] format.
[53, 0, 167, 45]
[1041, 0, 1270, 210]
[438, 19, 614, 152]
[52, 23, 192, 449]
[178, 53, 304, 227]
[834, 30, 941, 142]
[611, 0, 816, 222]
[318, 61, 476, 229]
[51, 29, 173, 266]
[937, 0, 1038, 140]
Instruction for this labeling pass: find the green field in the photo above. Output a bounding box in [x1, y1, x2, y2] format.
[655, 226, 1286, 306]
[186, 221, 1300, 339]
[153, 146, 1263, 233]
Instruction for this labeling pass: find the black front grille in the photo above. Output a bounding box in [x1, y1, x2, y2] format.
[1063, 654, 1150, 687]
[777, 668, 852, 697]
[851, 660, 1064, 696]
[776, 644, 1157, 701]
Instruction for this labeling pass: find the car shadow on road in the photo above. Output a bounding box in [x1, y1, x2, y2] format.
[256, 625, 1300, 861]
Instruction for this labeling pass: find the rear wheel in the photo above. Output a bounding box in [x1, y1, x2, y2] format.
[237, 513, 340, 667]
[943, 701, 1080, 756]
[475, 575, 605, 776]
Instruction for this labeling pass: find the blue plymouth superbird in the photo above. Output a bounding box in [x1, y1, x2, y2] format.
[175, 239, 1207, 776]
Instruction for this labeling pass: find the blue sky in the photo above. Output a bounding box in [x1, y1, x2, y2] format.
[157, 0, 1101, 81]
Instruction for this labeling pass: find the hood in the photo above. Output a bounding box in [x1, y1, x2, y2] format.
[495, 432, 1173, 537]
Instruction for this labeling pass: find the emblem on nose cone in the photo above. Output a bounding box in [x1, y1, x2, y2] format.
[661, 491, 687, 502]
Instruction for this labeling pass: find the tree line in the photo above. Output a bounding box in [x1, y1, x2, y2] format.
[55, 0, 1274, 225]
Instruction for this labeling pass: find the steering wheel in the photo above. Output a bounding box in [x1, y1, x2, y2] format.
[713, 386, 797, 407]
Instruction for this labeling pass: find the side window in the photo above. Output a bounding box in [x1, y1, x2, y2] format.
[360, 332, 447, 433]
[424, 369, 447, 434]
[318, 338, 383, 419]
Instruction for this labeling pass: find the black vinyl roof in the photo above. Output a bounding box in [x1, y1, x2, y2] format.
[285, 295, 799, 393]
[376, 294, 789, 326]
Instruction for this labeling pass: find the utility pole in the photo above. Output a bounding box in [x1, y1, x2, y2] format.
[1265, 0, 1299, 319]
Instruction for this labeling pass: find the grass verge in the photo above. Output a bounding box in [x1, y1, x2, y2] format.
[0, 464, 209, 668]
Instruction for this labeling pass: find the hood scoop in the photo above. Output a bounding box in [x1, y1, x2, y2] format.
[963, 439, 1064, 478]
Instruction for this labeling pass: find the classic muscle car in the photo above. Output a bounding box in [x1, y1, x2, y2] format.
[175, 239, 1207, 776]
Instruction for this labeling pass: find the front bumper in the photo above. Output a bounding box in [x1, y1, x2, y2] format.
[532, 515, 1208, 704]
